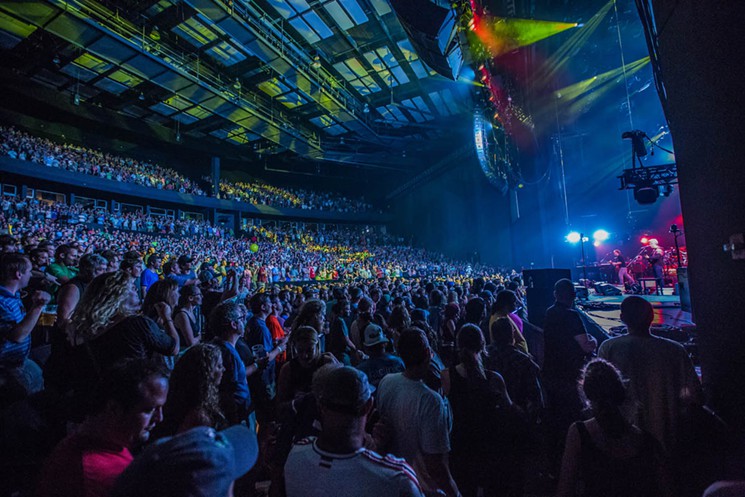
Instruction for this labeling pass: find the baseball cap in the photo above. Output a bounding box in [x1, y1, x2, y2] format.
[177, 254, 193, 266]
[111, 425, 258, 497]
[313, 365, 374, 416]
[363, 323, 388, 347]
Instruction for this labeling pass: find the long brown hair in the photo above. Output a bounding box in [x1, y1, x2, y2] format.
[457, 323, 487, 381]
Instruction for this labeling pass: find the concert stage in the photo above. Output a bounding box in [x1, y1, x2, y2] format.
[577, 286, 695, 341]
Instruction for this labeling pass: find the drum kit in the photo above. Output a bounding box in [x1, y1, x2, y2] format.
[628, 245, 688, 280]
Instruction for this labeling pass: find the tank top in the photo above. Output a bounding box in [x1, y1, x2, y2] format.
[575, 421, 660, 497]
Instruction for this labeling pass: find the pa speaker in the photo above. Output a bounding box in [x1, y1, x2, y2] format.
[522, 268, 572, 327]
[389, 0, 462, 80]
[595, 283, 622, 296]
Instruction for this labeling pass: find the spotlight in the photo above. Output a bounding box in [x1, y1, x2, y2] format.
[593, 241, 601, 247]
[566, 231, 581, 243]
[593, 229, 610, 242]
[139, 92, 145, 101]
[640, 236, 649, 244]
[175, 132, 181, 143]
[634, 184, 659, 204]
[52, 55, 60, 65]
[363, 103, 370, 114]
[73, 93, 80, 106]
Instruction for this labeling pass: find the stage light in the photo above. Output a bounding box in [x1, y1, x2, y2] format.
[139, 92, 145, 101]
[593, 229, 610, 242]
[73, 93, 80, 106]
[640, 236, 649, 244]
[363, 103, 370, 114]
[566, 231, 581, 243]
[593, 241, 601, 247]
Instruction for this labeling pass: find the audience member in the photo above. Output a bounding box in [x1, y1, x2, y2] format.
[356, 323, 404, 388]
[376, 327, 459, 496]
[598, 295, 702, 450]
[556, 358, 673, 497]
[36, 359, 169, 497]
[0, 253, 51, 400]
[284, 365, 424, 497]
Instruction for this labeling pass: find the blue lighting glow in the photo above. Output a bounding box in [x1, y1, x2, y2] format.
[566, 231, 581, 243]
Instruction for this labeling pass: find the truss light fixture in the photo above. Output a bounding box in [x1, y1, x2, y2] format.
[233, 79, 241, 91]
[311, 51, 321, 69]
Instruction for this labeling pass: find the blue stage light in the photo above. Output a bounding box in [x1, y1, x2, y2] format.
[593, 229, 610, 242]
[566, 231, 581, 243]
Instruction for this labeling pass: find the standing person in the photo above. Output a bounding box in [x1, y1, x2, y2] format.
[55, 253, 108, 327]
[246, 293, 287, 421]
[542, 279, 597, 465]
[172, 284, 203, 350]
[646, 239, 665, 295]
[598, 296, 702, 451]
[36, 359, 169, 497]
[448, 323, 519, 497]
[209, 301, 261, 428]
[328, 298, 362, 365]
[612, 249, 635, 290]
[0, 253, 51, 400]
[153, 343, 225, 437]
[489, 290, 529, 355]
[140, 252, 162, 297]
[557, 359, 673, 497]
[46, 244, 80, 285]
[285, 365, 424, 497]
[376, 328, 459, 497]
[356, 323, 405, 388]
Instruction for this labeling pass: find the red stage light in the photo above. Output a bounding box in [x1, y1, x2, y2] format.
[640, 236, 649, 244]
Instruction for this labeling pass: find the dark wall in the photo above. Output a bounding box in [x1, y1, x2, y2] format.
[390, 159, 513, 267]
[652, 1, 745, 430]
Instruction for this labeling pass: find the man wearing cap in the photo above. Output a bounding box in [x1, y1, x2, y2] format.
[111, 425, 257, 497]
[285, 365, 424, 497]
[376, 328, 460, 497]
[36, 359, 169, 497]
[356, 323, 404, 388]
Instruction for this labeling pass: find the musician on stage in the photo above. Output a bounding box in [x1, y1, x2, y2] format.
[612, 249, 635, 290]
[646, 239, 665, 295]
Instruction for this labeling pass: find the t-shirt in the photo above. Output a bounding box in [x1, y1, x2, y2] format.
[542, 302, 589, 382]
[376, 373, 451, 493]
[46, 263, 78, 283]
[246, 316, 276, 400]
[356, 354, 405, 388]
[285, 437, 423, 497]
[598, 334, 702, 450]
[140, 268, 159, 292]
[0, 286, 29, 366]
[212, 338, 251, 425]
[36, 432, 133, 497]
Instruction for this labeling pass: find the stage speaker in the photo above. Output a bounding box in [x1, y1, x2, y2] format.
[574, 285, 589, 300]
[677, 267, 692, 313]
[522, 268, 571, 327]
[595, 283, 622, 296]
[389, 0, 463, 80]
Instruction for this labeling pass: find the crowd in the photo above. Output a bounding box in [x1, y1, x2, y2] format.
[0, 213, 728, 497]
[2, 195, 231, 238]
[0, 126, 376, 214]
[0, 126, 205, 195]
[214, 178, 376, 213]
[1, 196, 498, 286]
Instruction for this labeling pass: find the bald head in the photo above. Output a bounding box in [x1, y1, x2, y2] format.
[620, 296, 654, 334]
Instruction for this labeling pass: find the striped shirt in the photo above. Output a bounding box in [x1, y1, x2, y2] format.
[0, 286, 29, 366]
[285, 437, 423, 497]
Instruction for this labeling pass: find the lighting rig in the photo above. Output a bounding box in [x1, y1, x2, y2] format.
[618, 130, 677, 204]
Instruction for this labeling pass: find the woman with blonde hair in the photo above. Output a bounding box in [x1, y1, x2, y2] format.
[69, 271, 179, 372]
